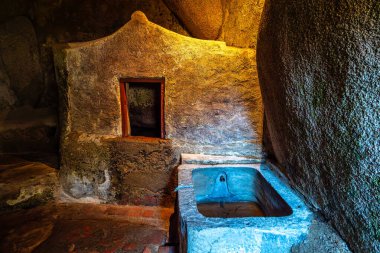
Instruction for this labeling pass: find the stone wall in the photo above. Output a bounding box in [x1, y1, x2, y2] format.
[257, 0, 380, 252]
[0, 0, 188, 154]
[0, 16, 57, 153]
[0, 0, 266, 155]
[54, 12, 263, 205]
[163, 0, 269, 151]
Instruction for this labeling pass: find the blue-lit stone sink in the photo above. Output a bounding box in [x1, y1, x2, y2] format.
[192, 167, 292, 218]
[177, 159, 313, 253]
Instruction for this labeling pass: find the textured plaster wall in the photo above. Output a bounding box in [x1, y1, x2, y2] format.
[257, 0, 379, 252]
[54, 12, 262, 205]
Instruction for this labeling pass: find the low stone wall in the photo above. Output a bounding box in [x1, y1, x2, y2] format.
[59, 134, 179, 206]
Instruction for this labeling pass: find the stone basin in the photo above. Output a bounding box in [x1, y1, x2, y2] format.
[192, 167, 292, 218]
[177, 160, 313, 253]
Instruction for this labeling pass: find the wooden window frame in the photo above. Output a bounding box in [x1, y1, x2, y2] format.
[119, 77, 165, 139]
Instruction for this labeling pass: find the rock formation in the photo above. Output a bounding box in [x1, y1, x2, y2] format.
[165, 0, 265, 48]
[164, 0, 224, 39]
[0, 0, 188, 154]
[257, 1, 380, 252]
[219, 0, 265, 48]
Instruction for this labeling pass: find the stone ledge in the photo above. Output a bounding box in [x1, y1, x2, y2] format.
[104, 136, 172, 144]
[56, 203, 174, 230]
[181, 153, 264, 165]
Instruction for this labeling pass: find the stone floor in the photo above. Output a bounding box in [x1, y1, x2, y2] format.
[0, 155, 176, 253]
[0, 203, 350, 253]
[0, 154, 351, 253]
[0, 203, 174, 253]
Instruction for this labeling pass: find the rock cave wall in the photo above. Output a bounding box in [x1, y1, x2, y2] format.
[0, 0, 266, 207]
[54, 12, 263, 205]
[1, 1, 377, 251]
[164, 0, 265, 48]
[0, 0, 266, 156]
[0, 0, 188, 154]
[257, 0, 379, 252]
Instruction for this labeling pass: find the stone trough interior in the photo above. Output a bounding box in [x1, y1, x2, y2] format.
[177, 160, 312, 252]
[191, 166, 292, 217]
[0, 0, 378, 253]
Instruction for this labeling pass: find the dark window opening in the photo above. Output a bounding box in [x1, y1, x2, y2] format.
[119, 78, 165, 138]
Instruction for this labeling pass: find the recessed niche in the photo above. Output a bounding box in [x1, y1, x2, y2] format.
[119, 78, 165, 138]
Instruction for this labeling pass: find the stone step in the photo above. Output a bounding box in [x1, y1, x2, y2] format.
[142, 245, 176, 253]
[56, 202, 174, 230]
[158, 245, 177, 253]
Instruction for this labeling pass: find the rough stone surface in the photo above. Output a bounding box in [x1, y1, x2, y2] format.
[58, 134, 180, 206]
[54, 12, 263, 203]
[54, 12, 262, 153]
[0, 0, 265, 155]
[219, 0, 265, 48]
[0, 16, 43, 109]
[108, 138, 180, 206]
[0, 125, 57, 153]
[0, 156, 58, 210]
[0, 16, 58, 154]
[292, 218, 351, 253]
[0, 58, 16, 113]
[31, 0, 189, 112]
[32, 0, 188, 108]
[177, 163, 313, 253]
[58, 133, 114, 201]
[0, 204, 57, 253]
[0, 0, 31, 23]
[257, 1, 380, 252]
[0, 107, 57, 153]
[164, 0, 223, 40]
[0, 203, 172, 253]
[32, 0, 188, 43]
[0, 0, 189, 155]
[0, 158, 173, 252]
[165, 0, 264, 48]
